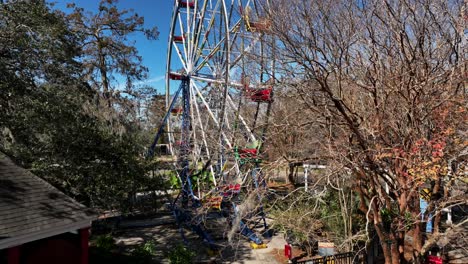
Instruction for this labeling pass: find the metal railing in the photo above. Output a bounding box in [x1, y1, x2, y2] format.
[294, 252, 365, 264]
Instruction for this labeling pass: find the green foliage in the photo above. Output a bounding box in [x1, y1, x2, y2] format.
[169, 172, 181, 189]
[403, 211, 414, 231]
[94, 234, 116, 252]
[168, 169, 215, 192]
[131, 241, 156, 264]
[66, 0, 159, 94]
[191, 170, 215, 190]
[320, 191, 345, 236]
[167, 244, 196, 264]
[142, 241, 156, 255]
[0, 0, 162, 212]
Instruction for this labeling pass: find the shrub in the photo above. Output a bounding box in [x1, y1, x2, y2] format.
[131, 241, 157, 264]
[168, 244, 196, 264]
[94, 234, 116, 252]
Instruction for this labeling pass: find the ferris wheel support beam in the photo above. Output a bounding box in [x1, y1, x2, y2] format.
[191, 80, 241, 178]
[188, 82, 200, 169]
[216, 0, 230, 182]
[165, 2, 184, 155]
[180, 78, 194, 208]
[147, 82, 184, 158]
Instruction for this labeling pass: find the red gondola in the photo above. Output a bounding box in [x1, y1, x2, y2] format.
[222, 184, 241, 197]
[250, 87, 273, 102]
[238, 148, 258, 158]
[179, 1, 195, 8]
[171, 107, 183, 114]
[169, 72, 182, 80]
[240, 74, 273, 102]
[173, 35, 184, 43]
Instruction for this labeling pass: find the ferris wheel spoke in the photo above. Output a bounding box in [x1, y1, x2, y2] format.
[192, 81, 233, 149]
[226, 0, 238, 21]
[194, 44, 224, 73]
[190, 82, 217, 186]
[230, 34, 261, 70]
[172, 42, 188, 72]
[192, 0, 222, 67]
[194, 20, 243, 73]
[177, 12, 190, 68]
[190, 0, 209, 64]
[184, 1, 194, 67]
[226, 93, 256, 142]
[223, 103, 232, 132]
[191, 81, 221, 130]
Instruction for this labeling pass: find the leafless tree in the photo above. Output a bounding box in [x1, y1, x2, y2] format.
[262, 0, 467, 263]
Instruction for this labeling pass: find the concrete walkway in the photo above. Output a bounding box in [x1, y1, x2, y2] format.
[229, 235, 287, 264]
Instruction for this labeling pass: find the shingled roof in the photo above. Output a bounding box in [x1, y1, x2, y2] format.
[0, 153, 96, 249]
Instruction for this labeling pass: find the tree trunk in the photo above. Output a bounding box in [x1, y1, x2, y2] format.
[95, 36, 111, 108]
[98, 53, 110, 107]
[412, 223, 423, 259]
[288, 163, 296, 185]
[375, 222, 402, 264]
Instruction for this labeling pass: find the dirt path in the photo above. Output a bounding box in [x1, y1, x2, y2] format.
[113, 222, 287, 263]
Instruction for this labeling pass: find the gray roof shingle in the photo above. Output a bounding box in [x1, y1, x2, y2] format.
[0, 153, 95, 241]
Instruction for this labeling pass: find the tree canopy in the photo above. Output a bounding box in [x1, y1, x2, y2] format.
[67, 0, 159, 105]
[0, 0, 161, 211]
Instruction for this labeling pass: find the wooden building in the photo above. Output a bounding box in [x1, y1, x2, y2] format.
[0, 154, 95, 264]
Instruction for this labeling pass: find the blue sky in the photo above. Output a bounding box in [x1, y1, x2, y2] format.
[50, 0, 174, 94]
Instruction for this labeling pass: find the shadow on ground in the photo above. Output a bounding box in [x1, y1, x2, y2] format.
[107, 219, 284, 263]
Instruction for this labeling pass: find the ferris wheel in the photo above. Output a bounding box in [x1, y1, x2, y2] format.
[149, 0, 275, 248]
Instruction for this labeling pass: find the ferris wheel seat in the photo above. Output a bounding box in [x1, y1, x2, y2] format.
[221, 184, 241, 197]
[173, 36, 185, 43]
[247, 19, 272, 32]
[171, 107, 183, 114]
[169, 72, 183, 80]
[249, 88, 273, 102]
[179, 1, 195, 9]
[238, 148, 258, 158]
[203, 196, 223, 210]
